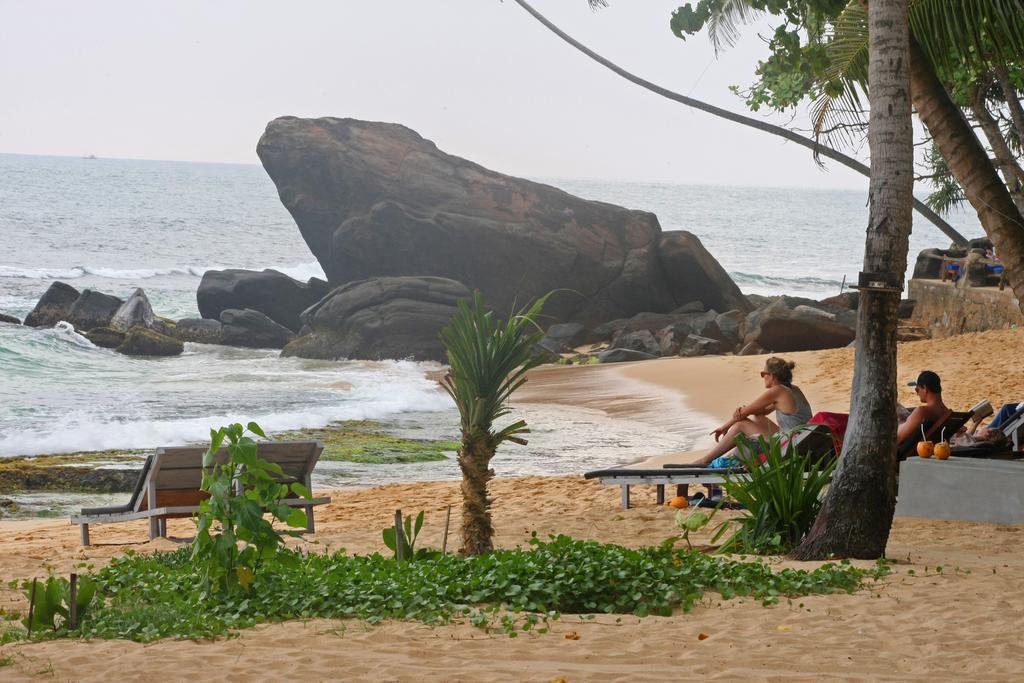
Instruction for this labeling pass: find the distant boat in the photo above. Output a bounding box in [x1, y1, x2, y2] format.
[83, 154, 97, 160]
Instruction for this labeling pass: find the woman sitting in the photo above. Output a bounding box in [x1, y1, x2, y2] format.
[694, 356, 812, 468]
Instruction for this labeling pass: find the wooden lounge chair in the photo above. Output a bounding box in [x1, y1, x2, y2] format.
[71, 441, 330, 546]
[584, 424, 836, 510]
[896, 410, 972, 460]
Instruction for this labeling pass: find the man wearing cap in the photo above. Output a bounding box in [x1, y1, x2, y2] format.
[896, 371, 950, 445]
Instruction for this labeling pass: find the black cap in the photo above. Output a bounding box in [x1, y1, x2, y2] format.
[908, 370, 941, 393]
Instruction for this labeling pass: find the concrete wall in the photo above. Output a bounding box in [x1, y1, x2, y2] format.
[908, 279, 1023, 339]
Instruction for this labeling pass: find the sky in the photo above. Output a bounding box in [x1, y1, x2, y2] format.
[0, 0, 871, 189]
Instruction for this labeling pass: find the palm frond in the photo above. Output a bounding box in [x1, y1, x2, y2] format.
[706, 0, 762, 53]
[439, 291, 550, 448]
[910, 0, 1024, 78]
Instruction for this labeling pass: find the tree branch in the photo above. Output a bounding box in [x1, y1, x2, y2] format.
[510, 0, 968, 246]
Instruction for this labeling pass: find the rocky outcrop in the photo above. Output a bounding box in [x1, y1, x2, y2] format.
[0, 314, 20, 325]
[84, 327, 125, 349]
[116, 326, 184, 356]
[66, 290, 123, 331]
[220, 309, 296, 349]
[174, 318, 225, 345]
[281, 276, 470, 362]
[256, 117, 745, 328]
[541, 323, 588, 352]
[24, 282, 80, 327]
[742, 297, 856, 352]
[109, 288, 156, 332]
[197, 269, 330, 333]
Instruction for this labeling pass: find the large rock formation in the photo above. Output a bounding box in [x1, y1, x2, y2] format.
[197, 269, 330, 333]
[24, 282, 80, 327]
[281, 276, 471, 362]
[257, 117, 744, 328]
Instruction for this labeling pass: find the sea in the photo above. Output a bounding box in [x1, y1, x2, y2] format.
[0, 153, 985, 499]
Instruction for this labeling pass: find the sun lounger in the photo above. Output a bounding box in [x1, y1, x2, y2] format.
[584, 424, 836, 509]
[71, 441, 330, 546]
[897, 410, 972, 460]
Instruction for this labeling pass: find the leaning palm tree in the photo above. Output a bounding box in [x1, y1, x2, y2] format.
[439, 292, 549, 555]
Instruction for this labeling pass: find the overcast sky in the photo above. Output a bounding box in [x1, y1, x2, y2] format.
[0, 0, 871, 189]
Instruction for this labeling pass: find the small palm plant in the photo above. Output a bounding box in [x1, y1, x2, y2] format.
[439, 291, 549, 555]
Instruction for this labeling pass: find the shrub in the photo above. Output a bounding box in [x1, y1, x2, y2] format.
[714, 431, 836, 554]
[191, 422, 312, 593]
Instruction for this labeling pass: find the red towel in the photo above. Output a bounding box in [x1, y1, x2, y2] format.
[808, 411, 849, 455]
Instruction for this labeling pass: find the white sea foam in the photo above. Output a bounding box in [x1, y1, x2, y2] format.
[0, 261, 326, 282]
[52, 321, 96, 348]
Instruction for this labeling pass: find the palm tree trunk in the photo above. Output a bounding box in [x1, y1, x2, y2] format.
[512, 0, 968, 246]
[792, 0, 912, 561]
[969, 86, 1024, 214]
[458, 438, 496, 555]
[909, 39, 1024, 313]
[994, 65, 1024, 142]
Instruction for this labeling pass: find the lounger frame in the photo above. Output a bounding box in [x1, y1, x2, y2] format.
[71, 441, 330, 545]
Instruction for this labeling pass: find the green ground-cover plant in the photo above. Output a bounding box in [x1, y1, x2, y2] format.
[26, 534, 888, 642]
[192, 422, 312, 593]
[713, 432, 836, 554]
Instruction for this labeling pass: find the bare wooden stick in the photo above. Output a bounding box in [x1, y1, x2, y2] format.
[69, 573, 78, 630]
[27, 578, 37, 637]
[394, 509, 405, 562]
[441, 504, 452, 556]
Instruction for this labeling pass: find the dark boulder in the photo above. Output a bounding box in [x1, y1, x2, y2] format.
[282, 276, 470, 362]
[671, 300, 705, 314]
[23, 281, 80, 327]
[174, 318, 225, 345]
[593, 312, 681, 342]
[197, 269, 330, 333]
[0, 314, 20, 325]
[257, 117, 744, 328]
[109, 288, 156, 332]
[742, 297, 855, 352]
[819, 291, 859, 310]
[609, 329, 660, 356]
[678, 334, 724, 357]
[597, 348, 658, 363]
[657, 231, 750, 313]
[116, 326, 184, 356]
[657, 311, 723, 342]
[67, 290, 123, 331]
[542, 322, 588, 351]
[220, 309, 296, 349]
[84, 327, 125, 349]
[913, 247, 958, 279]
[714, 310, 745, 348]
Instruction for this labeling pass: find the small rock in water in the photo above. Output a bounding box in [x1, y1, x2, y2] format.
[174, 318, 225, 344]
[0, 313, 21, 325]
[67, 289, 123, 332]
[84, 327, 126, 349]
[23, 281, 80, 327]
[109, 287, 156, 332]
[220, 308, 296, 349]
[116, 326, 184, 356]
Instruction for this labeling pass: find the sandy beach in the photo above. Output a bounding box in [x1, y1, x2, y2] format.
[1, 328, 1023, 681]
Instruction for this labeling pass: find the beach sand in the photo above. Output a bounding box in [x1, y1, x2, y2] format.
[1, 328, 1022, 681]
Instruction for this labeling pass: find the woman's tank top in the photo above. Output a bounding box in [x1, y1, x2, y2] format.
[776, 385, 812, 432]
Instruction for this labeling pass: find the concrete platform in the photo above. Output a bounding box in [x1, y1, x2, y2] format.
[896, 456, 1024, 524]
